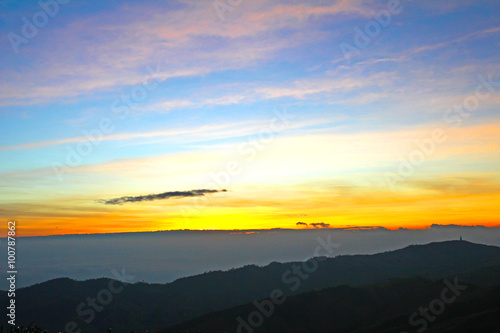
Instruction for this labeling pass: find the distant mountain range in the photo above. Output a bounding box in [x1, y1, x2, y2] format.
[1, 240, 499, 332]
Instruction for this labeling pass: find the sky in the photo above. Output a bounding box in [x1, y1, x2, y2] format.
[0, 0, 499, 236]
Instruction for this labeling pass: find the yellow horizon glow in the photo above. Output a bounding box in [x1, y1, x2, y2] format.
[2, 122, 500, 237]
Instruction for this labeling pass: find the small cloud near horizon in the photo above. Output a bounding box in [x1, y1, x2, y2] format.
[311, 222, 330, 228]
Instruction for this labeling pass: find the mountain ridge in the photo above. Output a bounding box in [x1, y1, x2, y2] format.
[1, 240, 499, 332]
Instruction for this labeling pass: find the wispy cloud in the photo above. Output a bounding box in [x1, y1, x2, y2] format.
[408, 27, 500, 56]
[0, 117, 338, 152]
[0, 0, 370, 106]
[97, 189, 227, 205]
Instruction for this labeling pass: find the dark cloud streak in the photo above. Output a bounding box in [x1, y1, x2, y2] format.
[311, 222, 330, 228]
[97, 189, 227, 205]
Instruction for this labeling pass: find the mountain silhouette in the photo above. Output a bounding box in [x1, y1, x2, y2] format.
[1, 240, 499, 332]
[166, 276, 500, 333]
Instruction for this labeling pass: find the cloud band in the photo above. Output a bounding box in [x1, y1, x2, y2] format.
[98, 189, 227, 205]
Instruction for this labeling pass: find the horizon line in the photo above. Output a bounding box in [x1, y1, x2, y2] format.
[4, 223, 499, 239]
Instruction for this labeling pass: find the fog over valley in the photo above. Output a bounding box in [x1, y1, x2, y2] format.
[2, 225, 498, 289]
